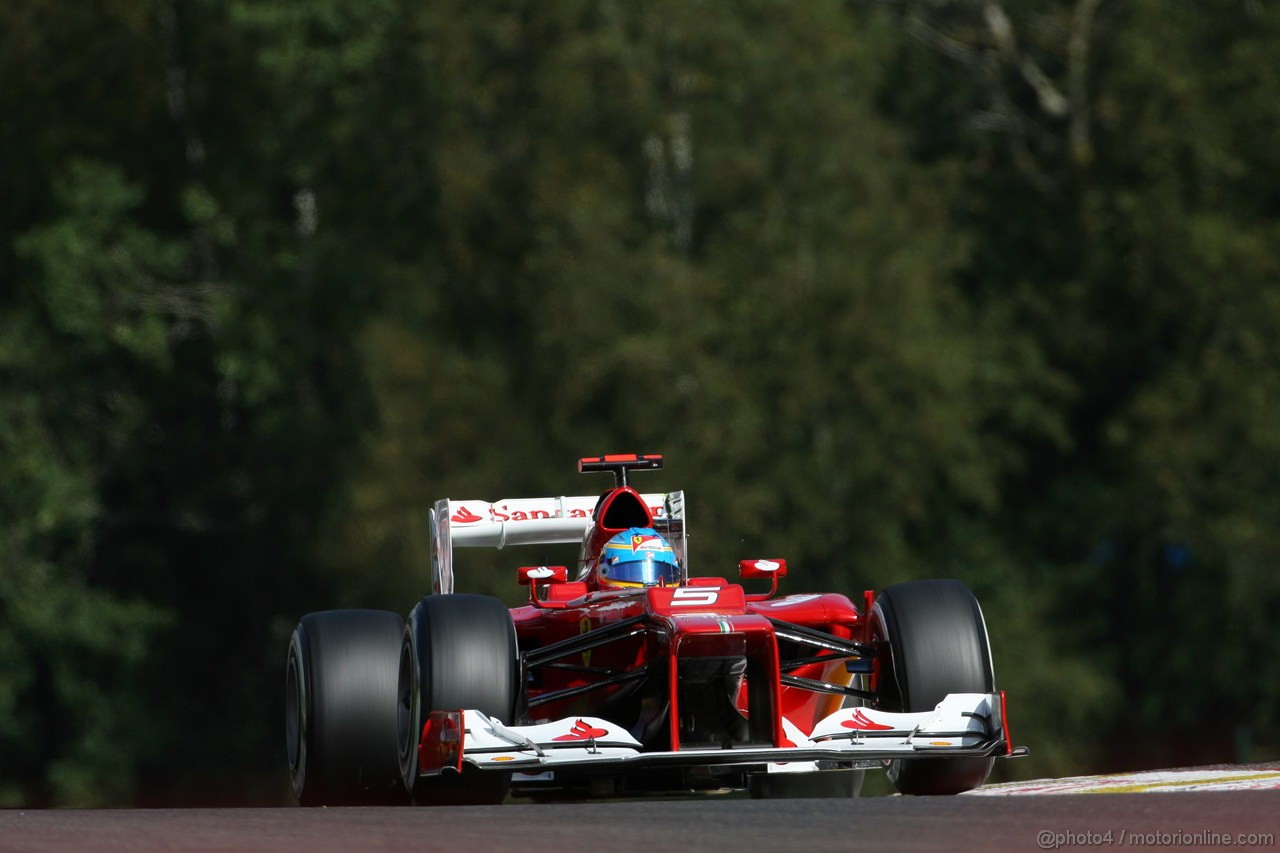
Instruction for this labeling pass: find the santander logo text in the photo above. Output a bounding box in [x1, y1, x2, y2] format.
[451, 505, 592, 524]
[449, 499, 664, 525]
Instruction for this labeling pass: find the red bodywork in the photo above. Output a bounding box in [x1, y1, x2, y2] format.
[513, 580, 865, 750]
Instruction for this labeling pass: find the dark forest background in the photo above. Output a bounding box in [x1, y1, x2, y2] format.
[3, 0, 1279, 806]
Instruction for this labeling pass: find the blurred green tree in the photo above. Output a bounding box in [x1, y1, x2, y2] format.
[872, 0, 1280, 768]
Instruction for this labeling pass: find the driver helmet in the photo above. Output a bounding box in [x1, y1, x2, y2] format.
[598, 527, 680, 589]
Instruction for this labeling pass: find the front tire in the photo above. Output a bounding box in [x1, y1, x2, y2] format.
[871, 579, 996, 795]
[286, 609, 406, 805]
[398, 594, 519, 805]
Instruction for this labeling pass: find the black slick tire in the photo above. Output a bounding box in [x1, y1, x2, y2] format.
[871, 579, 996, 795]
[397, 594, 519, 805]
[286, 609, 407, 806]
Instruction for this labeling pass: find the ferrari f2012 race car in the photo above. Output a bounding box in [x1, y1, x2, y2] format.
[285, 454, 1025, 804]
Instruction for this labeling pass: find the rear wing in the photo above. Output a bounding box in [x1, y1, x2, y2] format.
[429, 491, 686, 594]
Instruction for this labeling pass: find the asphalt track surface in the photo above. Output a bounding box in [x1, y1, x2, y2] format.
[2, 792, 1278, 853]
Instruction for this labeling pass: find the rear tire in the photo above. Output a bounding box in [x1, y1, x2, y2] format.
[398, 594, 519, 805]
[286, 609, 407, 805]
[871, 579, 996, 795]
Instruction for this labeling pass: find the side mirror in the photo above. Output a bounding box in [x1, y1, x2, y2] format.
[738, 559, 787, 580]
[518, 565, 569, 585]
[739, 559, 786, 601]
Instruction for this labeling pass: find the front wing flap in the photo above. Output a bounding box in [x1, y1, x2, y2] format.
[416, 692, 1014, 776]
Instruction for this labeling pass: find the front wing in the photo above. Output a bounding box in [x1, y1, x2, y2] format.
[416, 692, 1015, 776]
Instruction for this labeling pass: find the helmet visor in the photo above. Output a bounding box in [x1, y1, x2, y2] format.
[601, 554, 681, 586]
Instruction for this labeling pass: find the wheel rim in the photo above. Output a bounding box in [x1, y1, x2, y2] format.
[868, 604, 896, 711]
[397, 638, 418, 780]
[285, 640, 306, 778]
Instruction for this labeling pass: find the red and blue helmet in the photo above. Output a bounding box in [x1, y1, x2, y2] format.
[598, 527, 680, 589]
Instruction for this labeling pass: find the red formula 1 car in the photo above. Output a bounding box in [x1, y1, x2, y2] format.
[285, 454, 1024, 805]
